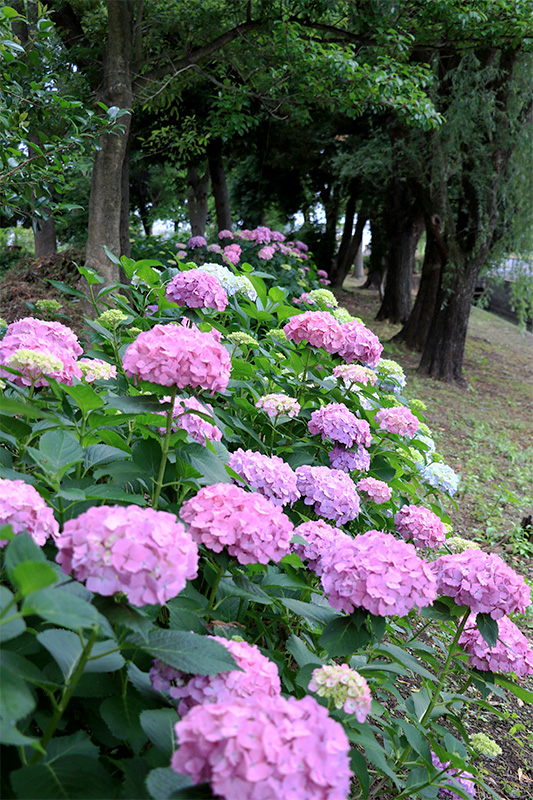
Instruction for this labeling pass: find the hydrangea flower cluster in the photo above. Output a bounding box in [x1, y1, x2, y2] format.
[328, 444, 370, 473]
[122, 322, 231, 393]
[223, 243, 242, 265]
[165, 269, 228, 312]
[56, 505, 198, 606]
[292, 520, 351, 574]
[158, 395, 221, 444]
[431, 751, 476, 800]
[320, 530, 437, 616]
[297, 289, 338, 309]
[459, 615, 533, 676]
[218, 229, 233, 239]
[283, 311, 344, 353]
[180, 483, 294, 564]
[337, 320, 383, 367]
[198, 262, 257, 300]
[0, 317, 82, 386]
[78, 358, 117, 382]
[35, 298, 62, 313]
[308, 402, 372, 448]
[295, 464, 360, 526]
[357, 477, 392, 504]
[374, 359, 406, 394]
[333, 363, 377, 389]
[308, 664, 372, 722]
[375, 407, 420, 438]
[172, 694, 352, 800]
[258, 245, 277, 260]
[0, 478, 59, 547]
[469, 733, 502, 758]
[226, 331, 259, 348]
[333, 307, 356, 323]
[98, 309, 128, 329]
[228, 449, 300, 506]
[150, 636, 281, 715]
[267, 328, 287, 342]
[394, 504, 447, 548]
[188, 235, 207, 248]
[432, 550, 531, 619]
[419, 461, 461, 495]
[255, 393, 300, 419]
[446, 536, 480, 553]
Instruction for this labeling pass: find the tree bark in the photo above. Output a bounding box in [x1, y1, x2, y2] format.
[353, 245, 364, 278]
[186, 165, 210, 237]
[85, 0, 133, 288]
[362, 215, 387, 290]
[394, 214, 447, 351]
[34, 216, 57, 258]
[207, 138, 232, 232]
[376, 179, 424, 324]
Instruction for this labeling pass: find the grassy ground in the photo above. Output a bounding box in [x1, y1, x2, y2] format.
[337, 278, 533, 800]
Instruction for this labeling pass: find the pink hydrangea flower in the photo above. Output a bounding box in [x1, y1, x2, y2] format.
[150, 636, 281, 715]
[309, 664, 372, 722]
[433, 550, 531, 619]
[270, 230, 286, 242]
[459, 614, 533, 676]
[292, 520, 351, 575]
[223, 244, 242, 265]
[218, 229, 234, 239]
[328, 444, 370, 473]
[308, 402, 372, 448]
[255, 393, 300, 419]
[319, 278, 331, 285]
[207, 243, 222, 253]
[228, 448, 300, 506]
[56, 505, 198, 606]
[122, 321, 231, 394]
[0, 317, 83, 386]
[320, 530, 437, 616]
[333, 364, 377, 389]
[295, 464, 360, 526]
[165, 269, 228, 312]
[394, 504, 447, 548]
[249, 226, 272, 244]
[357, 477, 392, 504]
[337, 321, 383, 367]
[431, 751, 476, 800]
[295, 240, 309, 251]
[375, 407, 419, 438]
[283, 311, 344, 353]
[258, 245, 276, 260]
[317, 270, 328, 279]
[187, 235, 207, 248]
[180, 483, 294, 564]
[158, 395, 221, 444]
[172, 694, 352, 800]
[0, 478, 59, 547]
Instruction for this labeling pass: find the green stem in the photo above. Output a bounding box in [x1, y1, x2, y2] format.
[207, 564, 225, 612]
[30, 627, 98, 764]
[152, 386, 177, 510]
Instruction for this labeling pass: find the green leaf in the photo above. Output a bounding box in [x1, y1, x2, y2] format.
[95, 598, 153, 640]
[495, 675, 533, 703]
[0, 719, 40, 747]
[369, 454, 397, 482]
[37, 629, 83, 680]
[145, 767, 193, 800]
[23, 587, 99, 631]
[130, 630, 238, 675]
[11, 561, 58, 597]
[396, 719, 433, 766]
[37, 430, 84, 476]
[0, 585, 25, 642]
[10, 756, 112, 799]
[62, 383, 104, 414]
[105, 394, 170, 414]
[43, 732, 99, 763]
[286, 634, 322, 668]
[476, 613, 499, 648]
[375, 643, 436, 682]
[77, 264, 105, 285]
[86, 640, 125, 673]
[0, 657, 35, 721]
[178, 442, 231, 486]
[83, 444, 130, 469]
[319, 615, 371, 657]
[140, 709, 178, 758]
[119, 758, 151, 800]
[5, 531, 46, 577]
[100, 694, 149, 755]
[282, 597, 340, 627]
[350, 748, 370, 798]
[132, 438, 163, 478]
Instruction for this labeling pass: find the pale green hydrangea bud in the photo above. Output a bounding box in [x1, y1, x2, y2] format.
[267, 329, 287, 342]
[418, 422, 431, 436]
[382, 394, 403, 406]
[98, 309, 128, 329]
[280, 263, 292, 271]
[470, 733, 502, 757]
[306, 289, 338, 308]
[376, 358, 403, 378]
[410, 398, 427, 413]
[0, 318, 7, 328]
[0, 378, 5, 389]
[7, 348, 63, 374]
[333, 307, 359, 323]
[129, 327, 142, 338]
[309, 664, 372, 722]
[446, 536, 480, 553]
[35, 299, 62, 313]
[226, 331, 259, 348]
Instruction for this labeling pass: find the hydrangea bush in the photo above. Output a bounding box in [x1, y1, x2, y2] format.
[0, 236, 530, 800]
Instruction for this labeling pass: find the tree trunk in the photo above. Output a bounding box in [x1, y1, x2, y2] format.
[207, 138, 232, 232]
[394, 214, 447, 351]
[85, 0, 133, 288]
[34, 216, 57, 258]
[186, 166, 210, 237]
[119, 135, 131, 258]
[363, 215, 387, 290]
[330, 185, 357, 282]
[353, 245, 364, 279]
[376, 179, 423, 324]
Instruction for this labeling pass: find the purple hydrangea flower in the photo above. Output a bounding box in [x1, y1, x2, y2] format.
[295, 464, 360, 526]
[228, 448, 300, 506]
[308, 402, 372, 448]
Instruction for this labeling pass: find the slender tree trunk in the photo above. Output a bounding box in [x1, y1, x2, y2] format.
[376, 179, 424, 323]
[353, 245, 364, 278]
[207, 138, 232, 232]
[363, 215, 387, 290]
[34, 217, 57, 258]
[186, 166, 210, 237]
[85, 0, 133, 287]
[394, 214, 447, 351]
[330, 185, 357, 279]
[316, 184, 340, 269]
[119, 136, 131, 258]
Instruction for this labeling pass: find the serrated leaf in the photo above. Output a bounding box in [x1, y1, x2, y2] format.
[23, 587, 99, 630]
[0, 585, 25, 642]
[145, 767, 193, 800]
[100, 694, 149, 755]
[38, 430, 84, 475]
[5, 531, 46, 577]
[10, 755, 112, 799]
[11, 561, 58, 597]
[140, 709, 178, 758]
[62, 383, 104, 414]
[130, 630, 238, 675]
[283, 597, 340, 627]
[177, 442, 231, 486]
[43, 732, 99, 763]
[319, 615, 371, 657]
[476, 613, 499, 648]
[0, 658, 35, 721]
[37, 629, 83, 680]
